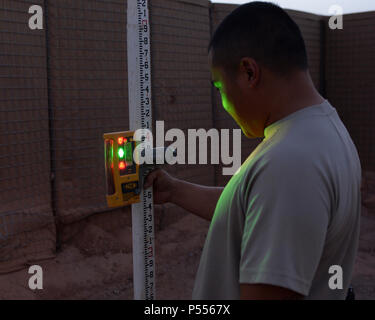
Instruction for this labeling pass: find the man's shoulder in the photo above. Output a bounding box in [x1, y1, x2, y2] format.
[240, 102, 352, 185]
[239, 133, 331, 198]
[259, 110, 344, 166]
[246, 136, 316, 174]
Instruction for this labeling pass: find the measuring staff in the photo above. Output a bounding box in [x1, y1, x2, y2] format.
[103, 0, 159, 300]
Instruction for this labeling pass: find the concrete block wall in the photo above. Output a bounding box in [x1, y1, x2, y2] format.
[325, 12, 375, 171]
[0, 0, 55, 273]
[150, 0, 215, 187]
[46, 0, 130, 224]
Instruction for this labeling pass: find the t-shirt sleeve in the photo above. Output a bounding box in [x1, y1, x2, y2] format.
[239, 151, 331, 296]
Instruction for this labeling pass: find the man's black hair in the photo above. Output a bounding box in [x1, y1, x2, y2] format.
[209, 2, 308, 76]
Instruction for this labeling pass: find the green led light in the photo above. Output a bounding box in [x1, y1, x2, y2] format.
[118, 148, 125, 159]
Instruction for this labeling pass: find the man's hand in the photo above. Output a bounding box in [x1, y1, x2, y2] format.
[240, 284, 303, 300]
[144, 168, 177, 205]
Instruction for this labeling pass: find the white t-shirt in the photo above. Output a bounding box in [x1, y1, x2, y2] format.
[192, 100, 361, 300]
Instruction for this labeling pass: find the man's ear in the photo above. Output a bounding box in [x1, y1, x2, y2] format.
[240, 57, 260, 88]
[247, 70, 254, 81]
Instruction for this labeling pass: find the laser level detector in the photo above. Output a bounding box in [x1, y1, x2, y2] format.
[103, 129, 176, 301]
[103, 130, 176, 208]
[103, 131, 141, 208]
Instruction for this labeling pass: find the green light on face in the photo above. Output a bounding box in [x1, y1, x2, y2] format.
[212, 80, 232, 112]
[221, 92, 231, 111]
[118, 148, 125, 159]
[212, 81, 222, 91]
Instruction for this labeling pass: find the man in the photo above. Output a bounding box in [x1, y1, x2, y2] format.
[144, 2, 361, 300]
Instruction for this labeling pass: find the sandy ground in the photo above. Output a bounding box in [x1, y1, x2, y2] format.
[0, 206, 210, 300]
[1, 173, 375, 300]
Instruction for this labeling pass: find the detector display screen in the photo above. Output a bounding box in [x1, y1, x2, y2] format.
[118, 138, 136, 176]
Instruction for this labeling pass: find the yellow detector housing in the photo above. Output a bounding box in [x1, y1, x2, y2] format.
[103, 131, 141, 207]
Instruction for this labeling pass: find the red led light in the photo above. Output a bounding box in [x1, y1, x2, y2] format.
[119, 161, 126, 170]
[124, 138, 128, 143]
[118, 137, 124, 145]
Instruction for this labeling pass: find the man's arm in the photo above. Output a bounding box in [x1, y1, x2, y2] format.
[172, 179, 223, 221]
[240, 284, 303, 300]
[144, 169, 223, 221]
